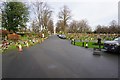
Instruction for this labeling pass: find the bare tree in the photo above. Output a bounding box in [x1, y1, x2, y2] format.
[77, 19, 91, 33]
[109, 20, 118, 33]
[32, 1, 52, 32]
[42, 4, 52, 30]
[58, 5, 71, 33]
[56, 20, 64, 33]
[31, 20, 39, 33]
[94, 20, 119, 34]
[68, 19, 91, 33]
[69, 20, 78, 33]
[47, 19, 54, 34]
[110, 20, 117, 27]
[95, 25, 102, 33]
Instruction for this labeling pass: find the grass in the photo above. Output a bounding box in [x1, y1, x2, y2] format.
[8, 45, 17, 50]
[21, 36, 28, 40]
[73, 42, 104, 49]
[0, 45, 16, 54]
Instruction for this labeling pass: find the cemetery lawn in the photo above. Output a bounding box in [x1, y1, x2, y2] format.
[2, 41, 41, 53]
[74, 42, 104, 49]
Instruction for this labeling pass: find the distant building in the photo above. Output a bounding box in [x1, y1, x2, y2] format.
[118, 1, 120, 25]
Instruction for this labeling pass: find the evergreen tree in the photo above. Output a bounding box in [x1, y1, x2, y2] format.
[2, 2, 29, 33]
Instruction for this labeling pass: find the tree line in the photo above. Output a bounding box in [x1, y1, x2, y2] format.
[1, 2, 119, 34]
[55, 5, 92, 33]
[94, 20, 120, 34]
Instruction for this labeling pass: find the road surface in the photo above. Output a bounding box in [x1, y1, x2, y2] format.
[2, 35, 118, 78]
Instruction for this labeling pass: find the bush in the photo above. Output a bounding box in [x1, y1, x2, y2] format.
[0, 30, 9, 40]
[8, 33, 21, 41]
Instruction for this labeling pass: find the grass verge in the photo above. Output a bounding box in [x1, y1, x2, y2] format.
[73, 42, 104, 49]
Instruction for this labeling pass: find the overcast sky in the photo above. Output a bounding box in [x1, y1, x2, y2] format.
[2, 0, 119, 30]
[28, 0, 119, 30]
[49, 1, 118, 30]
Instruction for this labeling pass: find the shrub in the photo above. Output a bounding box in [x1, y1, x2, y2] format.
[8, 33, 21, 41]
[0, 30, 9, 40]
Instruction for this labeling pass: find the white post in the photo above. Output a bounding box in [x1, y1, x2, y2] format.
[54, 26, 56, 35]
[41, 25, 43, 31]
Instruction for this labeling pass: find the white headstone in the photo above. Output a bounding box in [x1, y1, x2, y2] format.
[42, 33, 44, 38]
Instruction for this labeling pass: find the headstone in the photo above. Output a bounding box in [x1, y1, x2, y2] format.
[18, 43, 23, 52]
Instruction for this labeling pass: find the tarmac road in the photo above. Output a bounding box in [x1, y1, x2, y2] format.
[2, 35, 118, 78]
